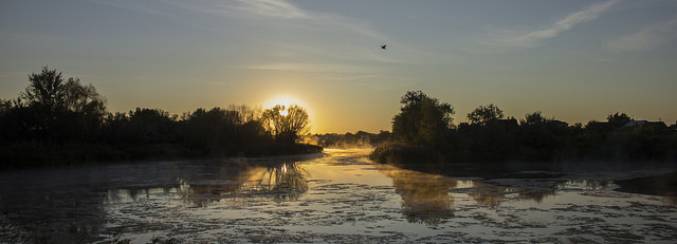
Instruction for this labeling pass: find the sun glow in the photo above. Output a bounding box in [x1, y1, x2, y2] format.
[263, 96, 304, 109]
[262, 95, 318, 132]
[263, 95, 309, 117]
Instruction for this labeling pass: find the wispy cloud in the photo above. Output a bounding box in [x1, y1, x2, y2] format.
[221, 0, 387, 40]
[230, 0, 308, 19]
[607, 16, 677, 52]
[491, 0, 619, 48]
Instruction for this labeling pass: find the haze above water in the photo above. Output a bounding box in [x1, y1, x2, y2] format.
[0, 149, 676, 243]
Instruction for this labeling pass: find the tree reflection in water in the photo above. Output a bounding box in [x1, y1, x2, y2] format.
[241, 163, 309, 201]
[381, 167, 456, 224]
[174, 161, 309, 206]
[381, 165, 560, 224]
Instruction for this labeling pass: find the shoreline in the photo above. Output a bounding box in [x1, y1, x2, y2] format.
[0, 143, 323, 170]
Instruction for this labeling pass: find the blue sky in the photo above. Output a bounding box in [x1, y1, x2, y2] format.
[1, 0, 676, 132]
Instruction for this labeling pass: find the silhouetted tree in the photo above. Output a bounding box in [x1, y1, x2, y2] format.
[0, 99, 11, 113]
[0, 67, 321, 166]
[392, 90, 454, 146]
[467, 104, 504, 125]
[62, 78, 106, 116]
[372, 91, 677, 164]
[518, 112, 569, 160]
[262, 105, 309, 144]
[607, 112, 632, 128]
[181, 107, 241, 153]
[522, 112, 546, 126]
[11, 67, 106, 142]
[20, 67, 68, 111]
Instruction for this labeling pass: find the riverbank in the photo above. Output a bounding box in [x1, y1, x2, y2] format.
[370, 142, 677, 166]
[0, 142, 323, 169]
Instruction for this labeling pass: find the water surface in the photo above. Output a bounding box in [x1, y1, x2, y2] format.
[1, 149, 676, 243]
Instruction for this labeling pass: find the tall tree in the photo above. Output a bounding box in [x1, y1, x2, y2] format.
[392, 90, 454, 146]
[20, 67, 67, 111]
[262, 105, 309, 144]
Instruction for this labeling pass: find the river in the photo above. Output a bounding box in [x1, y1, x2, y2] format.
[0, 148, 676, 243]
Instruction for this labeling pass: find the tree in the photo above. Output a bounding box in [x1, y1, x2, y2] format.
[522, 112, 546, 126]
[62, 78, 106, 116]
[518, 112, 569, 160]
[19, 67, 105, 114]
[106, 108, 178, 144]
[607, 112, 632, 128]
[0, 99, 11, 113]
[468, 104, 504, 125]
[20, 67, 67, 111]
[14, 67, 106, 142]
[262, 105, 309, 144]
[392, 90, 454, 146]
[180, 107, 241, 151]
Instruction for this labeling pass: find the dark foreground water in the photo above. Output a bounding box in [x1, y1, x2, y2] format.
[1, 149, 676, 243]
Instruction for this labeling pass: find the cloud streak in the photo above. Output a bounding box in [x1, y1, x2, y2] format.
[607, 16, 677, 52]
[230, 0, 308, 19]
[224, 0, 386, 40]
[493, 0, 619, 48]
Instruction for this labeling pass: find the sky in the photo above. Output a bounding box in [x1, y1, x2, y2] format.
[1, 0, 676, 133]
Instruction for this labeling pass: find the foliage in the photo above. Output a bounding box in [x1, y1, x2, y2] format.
[607, 112, 632, 128]
[0, 67, 320, 167]
[467, 104, 504, 125]
[261, 105, 309, 144]
[372, 90, 677, 164]
[392, 90, 454, 147]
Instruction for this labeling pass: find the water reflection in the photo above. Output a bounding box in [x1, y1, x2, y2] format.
[239, 163, 309, 201]
[104, 161, 309, 207]
[380, 167, 456, 224]
[379, 165, 563, 223]
[2, 150, 676, 243]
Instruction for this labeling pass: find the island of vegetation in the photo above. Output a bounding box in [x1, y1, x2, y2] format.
[0, 67, 321, 168]
[371, 90, 677, 165]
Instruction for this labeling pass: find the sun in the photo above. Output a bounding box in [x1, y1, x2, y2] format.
[263, 95, 308, 116]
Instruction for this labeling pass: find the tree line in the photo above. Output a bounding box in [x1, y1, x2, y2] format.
[371, 90, 677, 164]
[0, 67, 320, 167]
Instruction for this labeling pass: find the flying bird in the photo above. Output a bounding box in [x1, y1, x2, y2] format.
[381, 44, 387, 50]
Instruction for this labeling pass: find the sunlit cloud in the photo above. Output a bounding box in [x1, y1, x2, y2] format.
[490, 0, 619, 48]
[607, 16, 677, 52]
